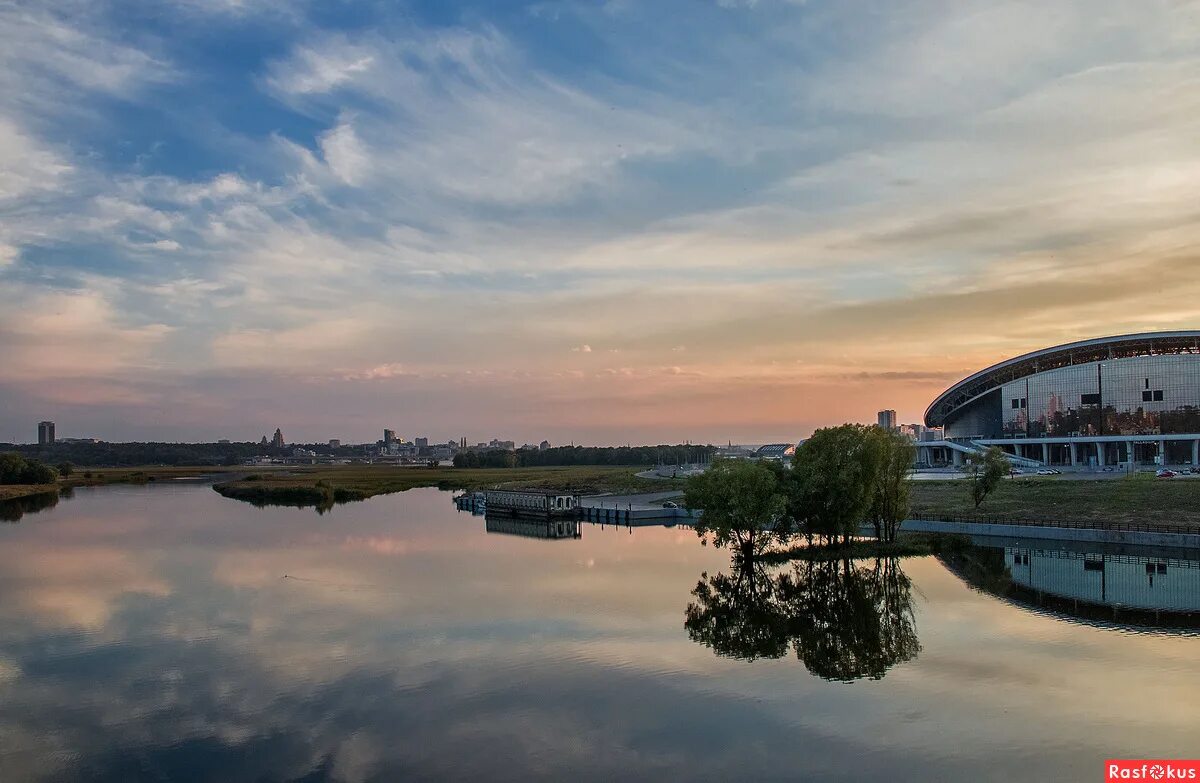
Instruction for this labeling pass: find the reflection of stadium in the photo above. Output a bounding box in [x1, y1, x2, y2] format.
[940, 542, 1200, 632]
[923, 331, 1200, 467]
[1004, 547, 1200, 613]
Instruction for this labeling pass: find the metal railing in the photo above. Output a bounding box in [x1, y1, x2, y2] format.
[906, 511, 1200, 537]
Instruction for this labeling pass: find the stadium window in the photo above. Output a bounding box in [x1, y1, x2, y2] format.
[1012, 398, 1020, 409]
[1081, 393, 1101, 405]
[1153, 390, 1164, 401]
[1143, 390, 1154, 402]
[1020, 398, 1027, 409]
[1083, 559, 1105, 572]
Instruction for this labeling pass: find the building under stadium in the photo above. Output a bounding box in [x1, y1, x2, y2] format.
[921, 331, 1200, 469]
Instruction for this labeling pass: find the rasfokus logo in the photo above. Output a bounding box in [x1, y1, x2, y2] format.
[1106, 761, 1200, 780]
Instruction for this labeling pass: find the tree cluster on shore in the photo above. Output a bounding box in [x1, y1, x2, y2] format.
[0, 453, 59, 485]
[684, 425, 919, 558]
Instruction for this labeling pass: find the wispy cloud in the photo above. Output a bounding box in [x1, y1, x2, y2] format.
[1, 0, 1199, 442]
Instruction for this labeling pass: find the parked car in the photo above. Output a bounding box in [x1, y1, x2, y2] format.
[662, 501, 679, 509]
[1156, 469, 1176, 478]
[1036, 469, 1060, 476]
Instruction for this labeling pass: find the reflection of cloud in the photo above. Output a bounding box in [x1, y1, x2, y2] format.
[0, 545, 170, 628]
[3, 487, 1200, 782]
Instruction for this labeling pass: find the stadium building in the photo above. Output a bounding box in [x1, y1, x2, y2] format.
[922, 331, 1200, 469]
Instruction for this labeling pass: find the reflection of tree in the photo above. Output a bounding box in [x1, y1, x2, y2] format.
[685, 561, 790, 661]
[685, 557, 921, 682]
[0, 490, 60, 523]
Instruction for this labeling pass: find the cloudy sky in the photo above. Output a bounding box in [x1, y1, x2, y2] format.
[2, 0, 1199, 445]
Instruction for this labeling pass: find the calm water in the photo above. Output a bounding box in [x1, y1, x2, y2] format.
[1, 485, 1198, 782]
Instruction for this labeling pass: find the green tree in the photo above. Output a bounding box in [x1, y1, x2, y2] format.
[965, 447, 1010, 508]
[684, 458, 789, 559]
[56, 462, 74, 478]
[866, 427, 916, 542]
[791, 425, 881, 546]
[0, 453, 26, 484]
[0, 453, 58, 485]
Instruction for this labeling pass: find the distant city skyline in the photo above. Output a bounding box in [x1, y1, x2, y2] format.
[3, 2, 1199, 443]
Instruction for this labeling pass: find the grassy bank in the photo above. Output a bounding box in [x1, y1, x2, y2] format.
[909, 474, 1200, 527]
[212, 464, 679, 508]
[1, 466, 246, 503]
[0, 484, 58, 502]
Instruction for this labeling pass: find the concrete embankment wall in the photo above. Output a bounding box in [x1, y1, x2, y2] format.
[898, 518, 1200, 550]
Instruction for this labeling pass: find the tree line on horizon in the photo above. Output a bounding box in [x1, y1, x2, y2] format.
[453, 444, 718, 469]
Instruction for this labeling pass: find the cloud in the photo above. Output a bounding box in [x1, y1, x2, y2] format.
[0, 3, 174, 114]
[318, 120, 370, 186]
[265, 39, 376, 95]
[343, 363, 408, 381]
[0, 287, 173, 387]
[2, 1, 1200, 442]
[0, 117, 72, 201]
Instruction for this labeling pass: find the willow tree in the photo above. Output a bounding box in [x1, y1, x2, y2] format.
[791, 424, 881, 546]
[684, 458, 789, 560]
[867, 427, 916, 542]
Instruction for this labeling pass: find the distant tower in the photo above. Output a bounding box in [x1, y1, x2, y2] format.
[37, 420, 55, 446]
[384, 429, 397, 445]
[877, 410, 897, 430]
[260, 435, 268, 447]
[272, 428, 285, 448]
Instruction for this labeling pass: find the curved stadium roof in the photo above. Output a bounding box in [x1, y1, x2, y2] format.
[924, 331, 1200, 428]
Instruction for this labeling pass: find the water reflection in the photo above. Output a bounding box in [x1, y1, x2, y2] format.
[0, 489, 65, 522]
[485, 515, 582, 539]
[941, 541, 1200, 632]
[1, 486, 1200, 781]
[686, 557, 921, 681]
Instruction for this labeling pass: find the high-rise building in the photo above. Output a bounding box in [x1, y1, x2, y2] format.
[329, 439, 341, 448]
[877, 410, 897, 430]
[415, 437, 428, 449]
[272, 428, 285, 448]
[37, 420, 55, 446]
[384, 429, 397, 445]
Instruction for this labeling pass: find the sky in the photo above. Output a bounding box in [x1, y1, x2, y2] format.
[2, 0, 1200, 446]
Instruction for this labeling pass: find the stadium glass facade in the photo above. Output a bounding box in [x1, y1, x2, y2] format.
[1001, 354, 1200, 437]
[924, 332, 1200, 467]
